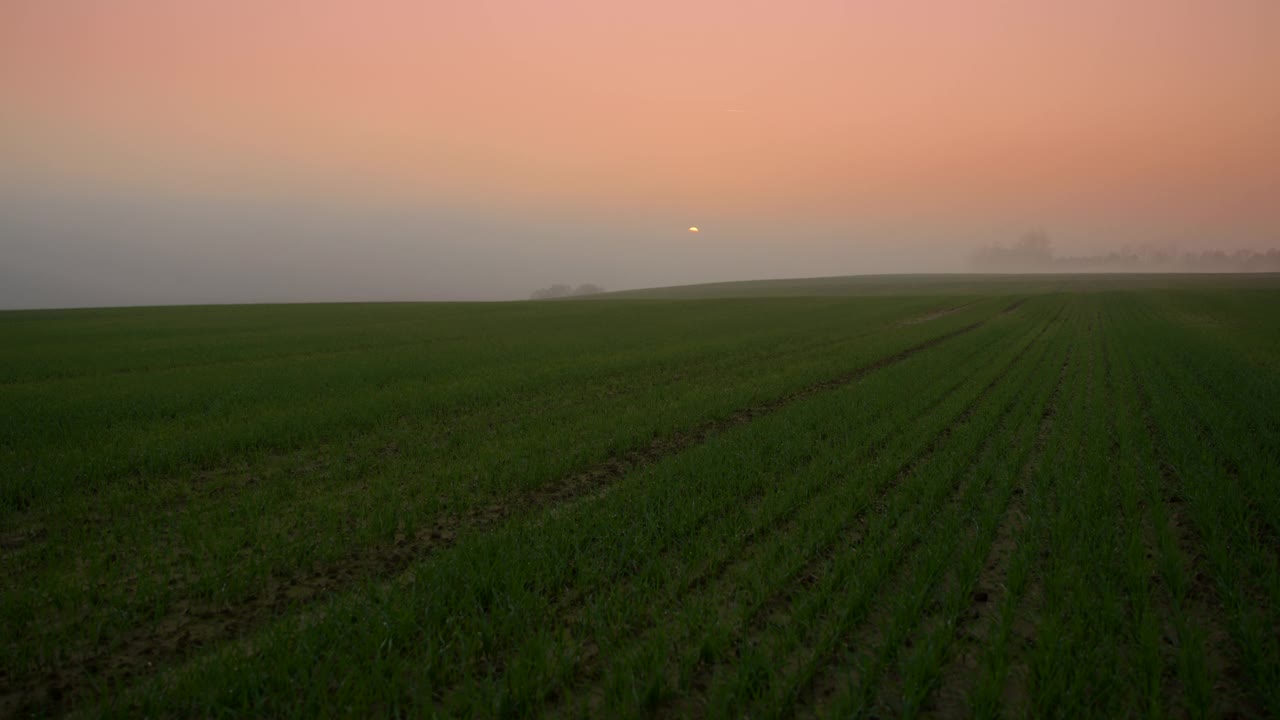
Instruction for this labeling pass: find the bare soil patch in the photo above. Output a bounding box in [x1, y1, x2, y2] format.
[926, 347, 1071, 718]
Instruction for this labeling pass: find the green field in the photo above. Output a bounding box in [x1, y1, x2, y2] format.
[2, 275, 1279, 718]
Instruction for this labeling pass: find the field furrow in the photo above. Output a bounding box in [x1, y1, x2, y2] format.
[676, 309, 1061, 718]
[919, 330, 1074, 718]
[1125, 316, 1274, 716]
[637, 342, 1042, 718]
[972, 311, 1098, 719]
[431, 311, 1056, 717]
[1114, 330, 1248, 718]
[98, 309, 1052, 717]
[437, 317, 1013, 713]
[793, 309, 1070, 720]
[2, 310, 1008, 715]
[3, 279, 1278, 718]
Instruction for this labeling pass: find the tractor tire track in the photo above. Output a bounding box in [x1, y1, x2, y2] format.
[923, 340, 1072, 719]
[538, 321, 1049, 718]
[792, 317, 1061, 720]
[0, 310, 928, 560]
[439, 338, 999, 713]
[1103, 323, 1196, 719]
[661, 312, 1053, 719]
[993, 311, 1101, 719]
[899, 301, 981, 326]
[1130, 369, 1258, 719]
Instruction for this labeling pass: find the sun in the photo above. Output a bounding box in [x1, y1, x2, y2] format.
[688, 226, 699, 233]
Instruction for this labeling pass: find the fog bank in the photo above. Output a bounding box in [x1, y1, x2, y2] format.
[972, 233, 1280, 273]
[4, 184, 1279, 310]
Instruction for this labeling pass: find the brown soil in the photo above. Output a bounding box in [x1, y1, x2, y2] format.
[672, 316, 1054, 719]
[925, 345, 1072, 718]
[998, 315, 1104, 716]
[800, 324, 1062, 719]
[1156, 459, 1256, 718]
[542, 331, 1019, 717]
[0, 526, 44, 556]
[1132, 371, 1257, 718]
[562, 320, 1045, 718]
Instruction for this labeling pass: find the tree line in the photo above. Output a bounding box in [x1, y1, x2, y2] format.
[971, 232, 1280, 272]
[529, 283, 605, 300]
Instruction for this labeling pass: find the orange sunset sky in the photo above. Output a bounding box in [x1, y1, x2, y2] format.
[2, 0, 1279, 306]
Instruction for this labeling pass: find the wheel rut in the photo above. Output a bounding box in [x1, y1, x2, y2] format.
[924, 341, 1072, 718]
[661, 313, 1052, 719]
[531, 320, 1041, 718]
[793, 319, 1061, 720]
[1131, 369, 1259, 719]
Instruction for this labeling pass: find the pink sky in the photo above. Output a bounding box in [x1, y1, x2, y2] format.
[2, 1, 1279, 304]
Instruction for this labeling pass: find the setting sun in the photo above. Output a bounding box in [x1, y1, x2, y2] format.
[3, 1, 1280, 715]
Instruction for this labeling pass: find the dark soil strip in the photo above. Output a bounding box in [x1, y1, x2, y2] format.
[6, 319, 1002, 718]
[669, 444, 947, 719]
[1132, 373, 1258, 719]
[666, 315, 1053, 719]
[796, 322, 1058, 720]
[997, 568, 1043, 715]
[899, 301, 980, 326]
[1101, 327, 1192, 718]
[1138, 506, 1192, 720]
[0, 313, 903, 556]
[924, 344, 1072, 718]
[445, 357, 989, 714]
[1151, 474, 1257, 719]
[1178, 400, 1280, 568]
[540, 318, 1048, 718]
[1100, 329, 1179, 718]
[994, 314, 1100, 717]
[1002, 298, 1028, 315]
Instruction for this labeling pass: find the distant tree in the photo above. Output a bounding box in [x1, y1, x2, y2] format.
[530, 283, 605, 300]
[970, 230, 1055, 271]
[971, 231, 1280, 273]
[530, 284, 572, 300]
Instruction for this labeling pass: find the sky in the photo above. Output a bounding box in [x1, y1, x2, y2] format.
[2, 0, 1279, 307]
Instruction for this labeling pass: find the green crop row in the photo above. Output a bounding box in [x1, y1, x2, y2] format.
[1115, 297, 1279, 716]
[85, 306, 1056, 716]
[1, 297, 1003, 689]
[1, 297, 992, 512]
[2, 279, 1277, 718]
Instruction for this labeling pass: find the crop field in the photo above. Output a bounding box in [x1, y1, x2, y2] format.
[2, 275, 1279, 718]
